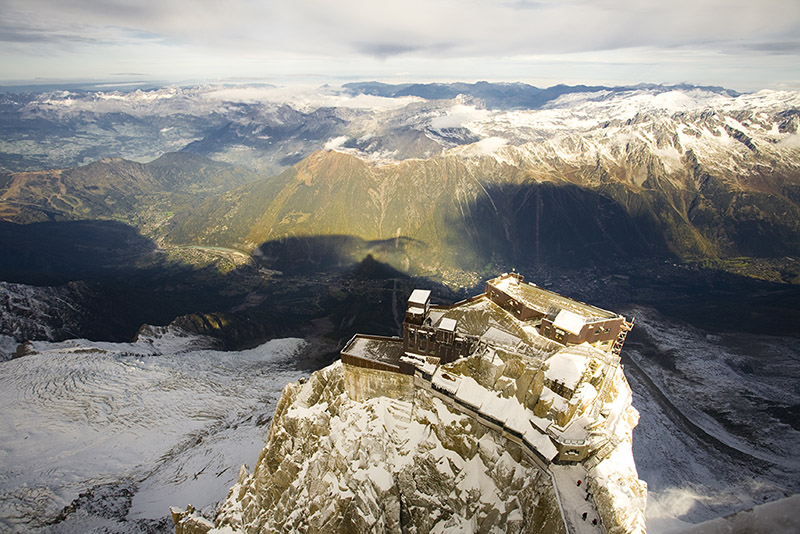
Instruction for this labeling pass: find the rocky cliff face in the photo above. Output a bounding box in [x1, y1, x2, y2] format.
[184, 343, 646, 533]
[208, 361, 566, 533]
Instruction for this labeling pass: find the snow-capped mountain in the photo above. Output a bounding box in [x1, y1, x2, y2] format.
[8, 83, 792, 274]
[6, 82, 796, 180]
[1, 304, 796, 533]
[1, 82, 799, 533]
[193, 351, 645, 534]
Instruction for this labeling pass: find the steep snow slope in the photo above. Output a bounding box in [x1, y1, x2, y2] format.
[0, 335, 307, 532]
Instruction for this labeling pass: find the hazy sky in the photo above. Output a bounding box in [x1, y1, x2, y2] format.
[1, 0, 799, 91]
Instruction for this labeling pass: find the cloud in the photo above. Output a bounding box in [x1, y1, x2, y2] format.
[0, 0, 799, 89]
[324, 136, 349, 150]
[472, 137, 508, 155]
[430, 104, 491, 130]
[453, 136, 508, 157]
[354, 42, 422, 58]
[201, 85, 422, 111]
[4, 0, 799, 58]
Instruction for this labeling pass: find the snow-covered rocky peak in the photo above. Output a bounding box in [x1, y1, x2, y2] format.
[182, 337, 646, 533]
[448, 88, 800, 179]
[198, 361, 566, 533]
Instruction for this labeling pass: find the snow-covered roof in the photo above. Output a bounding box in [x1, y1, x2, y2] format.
[481, 326, 521, 348]
[341, 335, 404, 366]
[432, 369, 461, 394]
[556, 415, 593, 442]
[409, 289, 431, 307]
[401, 353, 438, 376]
[452, 376, 559, 460]
[544, 347, 590, 391]
[407, 306, 425, 316]
[552, 309, 585, 335]
[489, 274, 618, 320]
[438, 318, 457, 332]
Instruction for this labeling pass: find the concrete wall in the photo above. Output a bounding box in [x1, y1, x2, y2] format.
[541, 317, 622, 346]
[343, 363, 415, 402]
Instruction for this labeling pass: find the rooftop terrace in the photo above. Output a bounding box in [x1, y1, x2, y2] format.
[341, 335, 405, 368]
[491, 275, 619, 321]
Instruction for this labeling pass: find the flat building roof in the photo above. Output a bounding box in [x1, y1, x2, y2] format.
[490, 275, 618, 321]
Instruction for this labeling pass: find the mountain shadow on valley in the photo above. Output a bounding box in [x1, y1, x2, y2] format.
[0, 219, 159, 285]
[255, 235, 427, 274]
[0, 219, 253, 341]
[450, 182, 671, 271]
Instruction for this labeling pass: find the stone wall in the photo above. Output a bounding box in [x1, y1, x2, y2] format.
[343, 363, 415, 402]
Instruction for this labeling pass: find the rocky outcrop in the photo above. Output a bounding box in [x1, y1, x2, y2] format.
[171, 505, 214, 534]
[211, 361, 565, 533]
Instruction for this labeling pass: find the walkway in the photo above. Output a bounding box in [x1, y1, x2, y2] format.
[551, 464, 605, 534]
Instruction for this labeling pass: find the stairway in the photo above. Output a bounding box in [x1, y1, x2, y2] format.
[385, 398, 413, 445]
[611, 318, 634, 356]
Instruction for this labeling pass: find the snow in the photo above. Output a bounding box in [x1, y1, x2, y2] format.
[447, 374, 559, 461]
[540, 386, 569, 413]
[625, 306, 800, 532]
[408, 289, 431, 307]
[481, 326, 521, 348]
[553, 309, 586, 335]
[224, 368, 548, 533]
[454, 376, 488, 410]
[525, 428, 558, 460]
[675, 494, 800, 534]
[0, 336, 308, 531]
[438, 317, 457, 332]
[432, 369, 461, 394]
[551, 464, 603, 534]
[0, 334, 18, 361]
[545, 348, 589, 391]
[401, 353, 438, 375]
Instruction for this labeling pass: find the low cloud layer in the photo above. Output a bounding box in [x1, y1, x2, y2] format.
[1, 0, 799, 90]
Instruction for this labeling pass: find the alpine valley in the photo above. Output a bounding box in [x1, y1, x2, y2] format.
[1, 82, 798, 533]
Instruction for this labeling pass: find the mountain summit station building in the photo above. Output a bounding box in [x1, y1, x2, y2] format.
[340, 273, 634, 465]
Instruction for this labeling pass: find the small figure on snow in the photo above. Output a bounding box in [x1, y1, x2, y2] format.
[585, 492, 591, 501]
[592, 518, 598, 526]
[577, 479, 582, 487]
[582, 512, 588, 521]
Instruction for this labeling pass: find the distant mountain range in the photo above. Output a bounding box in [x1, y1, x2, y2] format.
[2, 82, 799, 284]
[342, 80, 741, 109]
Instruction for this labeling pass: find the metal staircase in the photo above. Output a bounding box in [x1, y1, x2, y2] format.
[610, 317, 634, 356]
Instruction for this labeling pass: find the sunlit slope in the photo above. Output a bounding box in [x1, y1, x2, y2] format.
[167, 146, 800, 275]
[0, 152, 260, 223]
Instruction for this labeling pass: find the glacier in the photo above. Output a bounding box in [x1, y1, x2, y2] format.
[0, 335, 308, 532]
